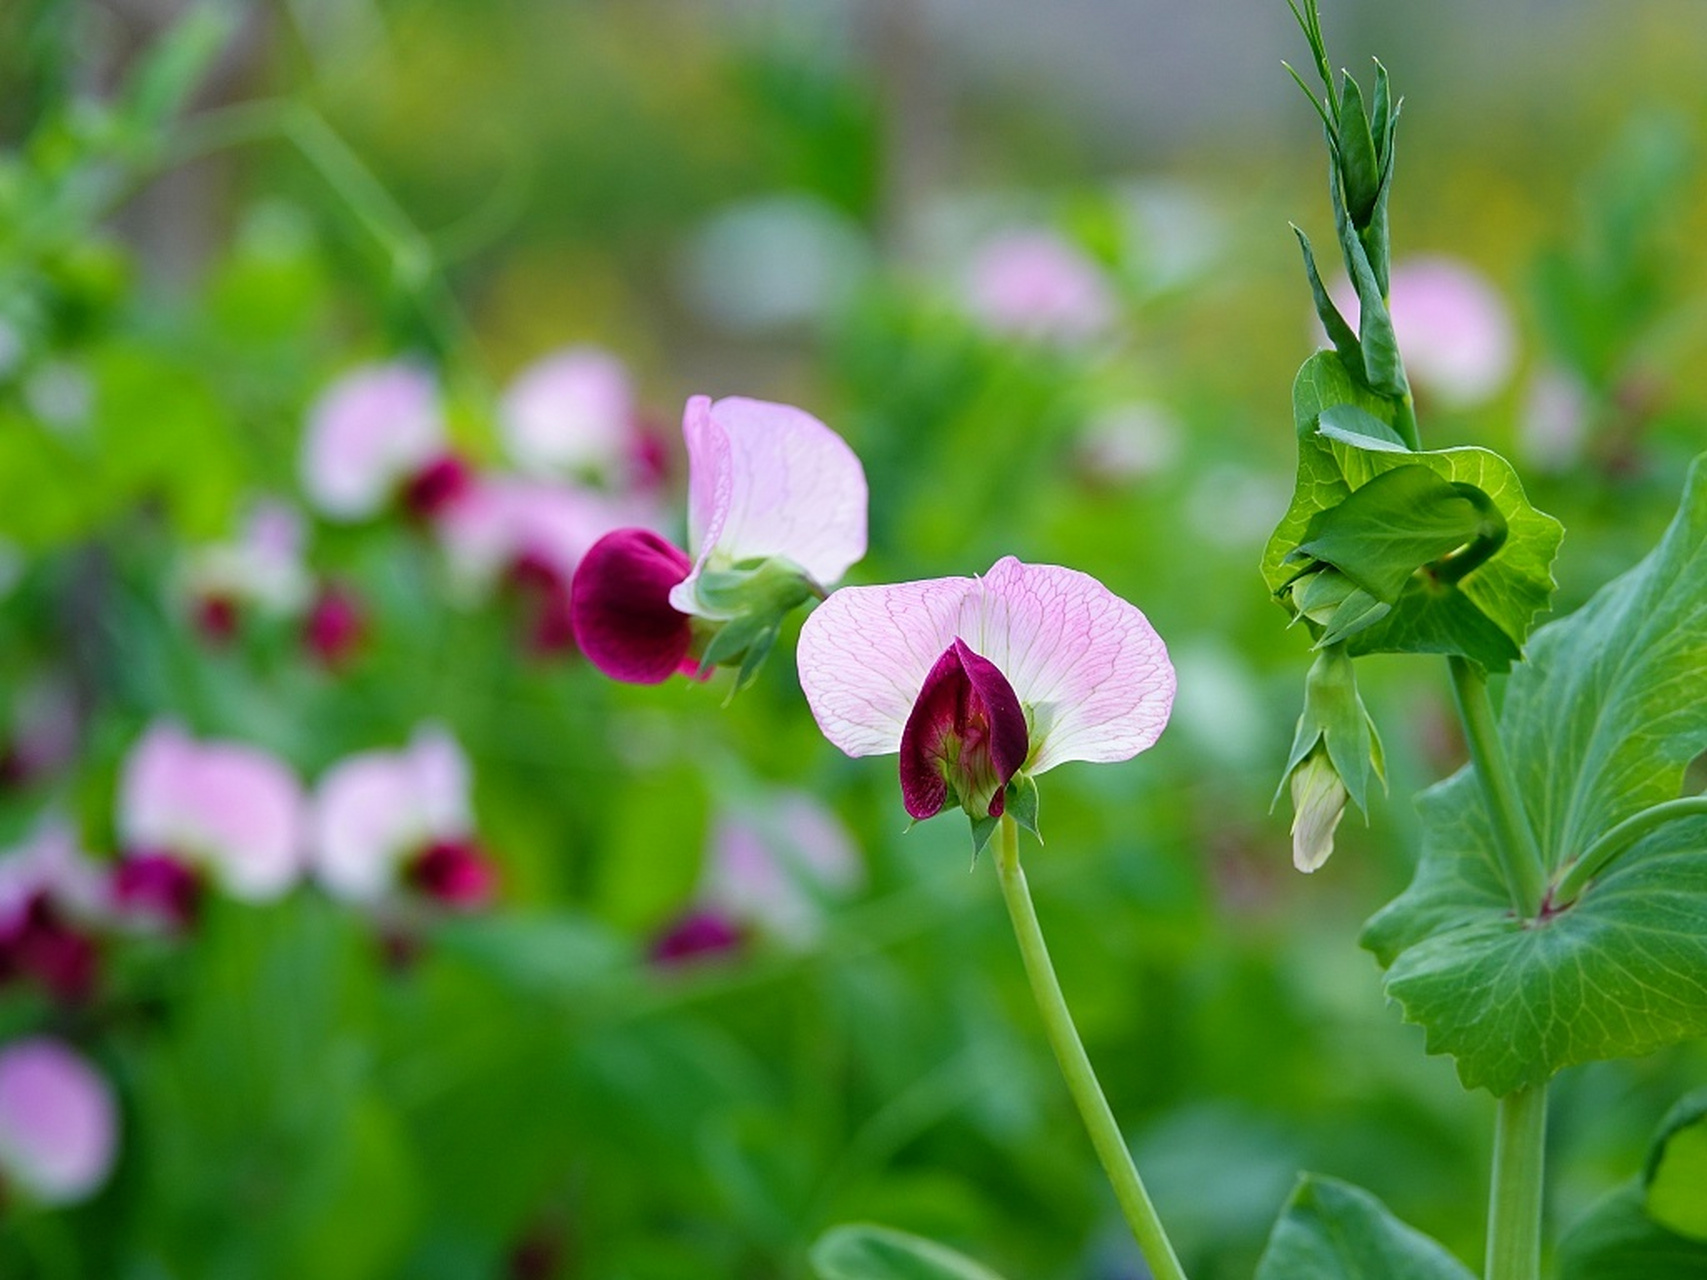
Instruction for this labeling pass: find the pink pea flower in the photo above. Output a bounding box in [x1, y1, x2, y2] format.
[500, 347, 650, 488]
[300, 363, 472, 522]
[965, 230, 1117, 344]
[572, 395, 867, 686]
[309, 728, 494, 910]
[705, 791, 863, 946]
[302, 581, 366, 668]
[1329, 256, 1516, 409]
[0, 1037, 118, 1206]
[183, 500, 313, 641]
[0, 819, 107, 1004]
[116, 723, 305, 923]
[438, 476, 653, 654]
[797, 557, 1174, 826]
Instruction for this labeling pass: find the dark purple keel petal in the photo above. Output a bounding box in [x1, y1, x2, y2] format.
[898, 638, 1029, 821]
[570, 529, 695, 684]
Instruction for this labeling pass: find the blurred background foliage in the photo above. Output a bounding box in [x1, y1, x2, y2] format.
[2, 0, 1706, 1277]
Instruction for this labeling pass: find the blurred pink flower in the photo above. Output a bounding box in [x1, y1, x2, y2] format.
[1329, 256, 1516, 409]
[437, 476, 654, 654]
[500, 347, 643, 485]
[704, 791, 862, 946]
[573, 395, 867, 683]
[303, 581, 366, 668]
[300, 363, 471, 521]
[310, 727, 493, 909]
[117, 723, 305, 914]
[649, 910, 744, 967]
[965, 230, 1117, 344]
[1518, 366, 1592, 473]
[0, 819, 106, 1003]
[798, 557, 1174, 821]
[0, 1037, 118, 1206]
[183, 500, 313, 640]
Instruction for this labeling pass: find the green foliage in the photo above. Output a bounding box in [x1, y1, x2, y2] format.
[1364, 457, 1707, 1093]
[1645, 1089, 1707, 1240]
[1254, 1175, 1474, 1280]
[811, 1224, 1008, 1280]
[1263, 352, 1562, 672]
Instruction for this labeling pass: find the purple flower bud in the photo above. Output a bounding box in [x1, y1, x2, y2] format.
[570, 528, 698, 684]
[900, 639, 1029, 821]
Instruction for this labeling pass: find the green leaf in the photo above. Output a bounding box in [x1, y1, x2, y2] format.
[810, 1224, 1007, 1280]
[1255, 1175, 1475, 1280]
[1363, 456, 1707, 1093]
[1294, 465, 1500, 603]
[1293, 226, 1361, 372]
[1335, 73, 1381, 227]
[1647, 1089, 1707, 1240]
[119, 4, 236, 132]
[1559, 1185, 1707, 1280]
[1263, 367, 1562, 672]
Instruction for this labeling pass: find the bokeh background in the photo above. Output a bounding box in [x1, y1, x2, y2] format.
[3, 0, 1707, 1276]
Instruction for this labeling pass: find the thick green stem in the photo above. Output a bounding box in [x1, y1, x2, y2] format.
[1486, 1085, 1547, 1280]
[1553, 795, 1707, 908]
[1447, 657, 1546, 918]
[992, 817, 1188, 1280]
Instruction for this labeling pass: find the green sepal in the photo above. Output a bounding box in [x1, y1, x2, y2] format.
[810, 1223, 1007, 1280]
[682, 554, 818, 695]
[1335, 73, 1381, 228]
[1293, 225, 1361, 371]
[968, 813, 1000, 863]
[1276, 644, 1384, 816]
[1005, 774, 1042, 844]
[1332, 181, 1407, 399]
[1255, 1174, 1475, 1280]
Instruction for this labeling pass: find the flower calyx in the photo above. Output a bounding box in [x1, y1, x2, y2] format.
[1275, 643, 1385, 872]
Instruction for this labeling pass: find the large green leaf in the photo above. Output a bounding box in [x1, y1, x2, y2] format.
[1363, 456, 1707, 1093]
[1254, 1175, 1475, 1280]
[1263, 353, 1563, 672]
[1558, 1186, 1707, 1280]
[810, 1224, 1007, 1280]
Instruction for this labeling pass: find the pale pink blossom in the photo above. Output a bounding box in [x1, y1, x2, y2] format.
[310, 727, 492, 908]
[1518, 366, 1592, 473]
[0, 1037, 118, 1205]
[1329, 256, 1516, 409]
[0, 819, 107, 1002]
[118, 723, 305, 904]
[798, 558, 1174, 820]
[437, 476, 649, 594]
[965, 230, 1117, 344]
[574, 396, 867, 684]
[300, 363, 462, 520]
[499, 347, 637, 483]
[182, 500, 313, 630]
[704, 792, 862, 946]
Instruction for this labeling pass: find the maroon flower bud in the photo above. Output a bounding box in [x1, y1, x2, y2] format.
[406, 839, 496, 910]
[112, 853, 203, 932]
[649, 910, 744, 966]
[304, 584, 364, 668]
[899, 638, 1029, 821]
[402, 454, 475, 521]
[570, 529, 697, 683]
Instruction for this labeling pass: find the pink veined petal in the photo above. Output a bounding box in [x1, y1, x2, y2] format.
[796, 574, 981, 757]
[670, 395, 867, 614]
[799, 559, 1174, 776]
[955, 558, 1174, 774]
[0, 1037, 118, 1205]
[300, 363, 444, 520]
[499, 347, 634, 479]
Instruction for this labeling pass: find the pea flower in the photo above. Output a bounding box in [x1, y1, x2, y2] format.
[1275, 645, 1384, 873]
[0, 1037, 118, 1206]
[0, 819, 106, 1003]
[500, 346, 650, 488]
[438, 476, 653, 654]
[182, 500, 312, 641]
[116, 723, 305, 924]
[964, 229, 1117, 344]
[1328, 256, 1515, 409]
[797, 557, 1174, 834]
[572, 395, 867, 688]
[309, 727, 494, 910]
[300, 362, 472, 522]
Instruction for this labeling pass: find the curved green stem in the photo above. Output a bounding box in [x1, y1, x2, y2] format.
[1552, 795, 1707, 908]
[992, 816, 1188, 1280]
[1447, 657, 1546, 918]
[1486, 1084, 1547, 1280]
